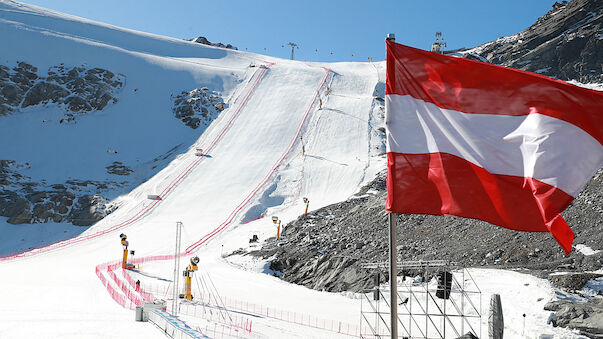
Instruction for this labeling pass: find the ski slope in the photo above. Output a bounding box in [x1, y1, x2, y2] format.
[0, 1, 590, 338]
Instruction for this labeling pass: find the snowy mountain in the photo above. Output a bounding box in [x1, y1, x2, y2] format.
[0, 1, 387, 338]
[0, 0, 600, 338]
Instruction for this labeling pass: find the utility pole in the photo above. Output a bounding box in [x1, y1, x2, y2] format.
[386, 32, 398, 339]
[172, 221, 183, 315]
[287, 42, 298, 60]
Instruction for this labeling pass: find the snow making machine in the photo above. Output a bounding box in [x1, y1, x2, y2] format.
[120, 233, 135, 270]
[180, 256, 200, 301]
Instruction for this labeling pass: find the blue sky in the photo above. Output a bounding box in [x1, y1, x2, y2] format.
[24, 0, 558, 62]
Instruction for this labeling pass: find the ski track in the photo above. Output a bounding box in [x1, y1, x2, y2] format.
[99, 63, 331, 306]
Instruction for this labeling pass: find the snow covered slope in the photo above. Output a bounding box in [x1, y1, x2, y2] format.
[0, 1, 386, 338]
[0, 0, 261, 247]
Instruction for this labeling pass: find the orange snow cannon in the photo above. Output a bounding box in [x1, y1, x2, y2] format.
[120, 233, 135, 270]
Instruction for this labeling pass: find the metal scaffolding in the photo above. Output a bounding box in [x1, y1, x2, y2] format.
[360, 260, 482, 339]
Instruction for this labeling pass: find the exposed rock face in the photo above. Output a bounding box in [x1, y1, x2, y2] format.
[23, 82, 70, 108]
[549, 273, 603, 291]
[67, 194, 111, 226]
[243, 168, 602, 293]
[189, 36, 237, 50]
[457, 0, 603, 83]
[0, 62, 126, 227]
[0, 62, 123, 119]
[0, 160, 119, 226]
[545, 299, 603, 338]
[106, 161, 133, 176]
[172, 88, 226, 129]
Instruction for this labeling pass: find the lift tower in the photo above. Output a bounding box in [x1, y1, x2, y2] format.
[180, 256, 200, 301]
[287, 42, 299, 60]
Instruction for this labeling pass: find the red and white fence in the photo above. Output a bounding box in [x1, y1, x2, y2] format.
[133, 281, 360, 338]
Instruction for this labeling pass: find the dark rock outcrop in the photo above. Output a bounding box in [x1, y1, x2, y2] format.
[0, 160, 118, 225]
[0, 61, 124, 119]
[172, 88, 226, 129]
[106, 161, 133, 176]
[0, 62, 125, 227]
[549, 273, 603, 291]
[189, 36, 237, 50]
[67, 195, 109, 226]
[21, 82, 69, 108]
[545, 299, 603, 338]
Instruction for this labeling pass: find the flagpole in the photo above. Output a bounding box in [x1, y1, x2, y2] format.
[386, 32, 398, 339]
[389, 212, 398, 338]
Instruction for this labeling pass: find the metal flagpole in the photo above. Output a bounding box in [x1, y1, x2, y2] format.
[172, 221, 183, 315]
[386, 32, 398, 339]
[389, 213, 398, 338]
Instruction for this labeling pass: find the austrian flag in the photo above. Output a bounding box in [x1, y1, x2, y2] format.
[385, 40, 603, 254]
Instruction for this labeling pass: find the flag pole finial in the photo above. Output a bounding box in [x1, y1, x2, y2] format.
[387, 33, 395, 42]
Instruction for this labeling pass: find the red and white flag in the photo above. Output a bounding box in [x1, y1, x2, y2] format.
[385, 40, 603, 254]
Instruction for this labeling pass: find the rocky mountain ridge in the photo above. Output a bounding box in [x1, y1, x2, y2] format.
[457, 0, 602, 83]
[189, 36, 237, 50]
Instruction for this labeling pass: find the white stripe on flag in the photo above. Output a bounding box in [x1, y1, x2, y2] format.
[386, 94, 603, 197]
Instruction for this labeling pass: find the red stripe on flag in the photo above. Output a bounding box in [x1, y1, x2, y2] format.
[385, 40, 603, 143]
[385, 152, 575, 253]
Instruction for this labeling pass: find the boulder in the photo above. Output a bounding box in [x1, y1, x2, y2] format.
[21, 82, 69, 108]
[544, 299, 603, 337]
[549, 273, 603, 291]
[105, 161, 133, 176]
[172, 88, 225, 129]
[64, 96, 92, 112]
[1, 83, 25, 106]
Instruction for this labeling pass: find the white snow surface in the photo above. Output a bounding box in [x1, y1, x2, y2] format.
[575, 244, 601, 256]
[0, 1, 593, 338]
